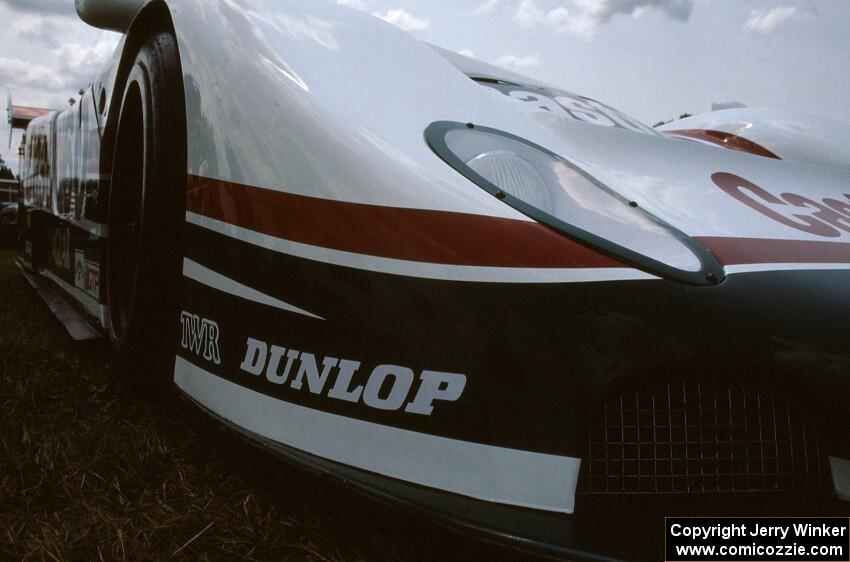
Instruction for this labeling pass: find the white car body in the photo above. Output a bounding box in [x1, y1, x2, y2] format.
[13, 1, 850, 559]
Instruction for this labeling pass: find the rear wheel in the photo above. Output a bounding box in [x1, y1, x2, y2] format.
[107, 31, 185, 392]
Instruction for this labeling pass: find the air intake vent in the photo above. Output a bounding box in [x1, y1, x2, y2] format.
[578, 378, 843, 496]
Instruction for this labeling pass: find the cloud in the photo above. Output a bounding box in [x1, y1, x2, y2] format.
[0, 56, 67, 93]
[494, 53, 541, 69]
[373, 8, 430, 32]
[0, 36, 119, 95]
[515, 0, 694, 37]
[0, 0, 74, 16]
[470, 0, 500, 16]
[516, 1, 592, 34]
[12, 14, 64, 48]
[458, 49, 476, 58]
[53, 38, 120, 88]
[336, 0, 367, 10]
[515, 0, 544, 27]
[743, 6, 799, 33]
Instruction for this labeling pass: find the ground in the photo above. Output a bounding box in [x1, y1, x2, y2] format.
[0, 249, 539, 561]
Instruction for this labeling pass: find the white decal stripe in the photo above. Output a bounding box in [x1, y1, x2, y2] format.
[175, 357, 581, 513]
[726, 263, 850, 274]
[185, 211, 657, 284]
[182, 258, 324, 320]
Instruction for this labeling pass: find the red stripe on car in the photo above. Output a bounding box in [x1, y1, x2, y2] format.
[697, 236, 850, 265]
[665, 129, 781, 160]
[186, 175, 624, 268]
[187, 176, 850, 271]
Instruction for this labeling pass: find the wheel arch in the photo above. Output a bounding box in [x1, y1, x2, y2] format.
[98, 1, 186, 217]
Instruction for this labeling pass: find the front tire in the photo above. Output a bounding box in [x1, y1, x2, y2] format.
[107, 31, 186, 392]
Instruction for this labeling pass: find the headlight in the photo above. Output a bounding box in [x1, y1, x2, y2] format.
[425, 121, 723, 285]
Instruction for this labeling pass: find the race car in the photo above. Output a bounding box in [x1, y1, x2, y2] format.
[13, 0, 850, 560]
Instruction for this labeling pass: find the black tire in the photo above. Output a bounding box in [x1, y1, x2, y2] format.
[107, 31, 185, 392]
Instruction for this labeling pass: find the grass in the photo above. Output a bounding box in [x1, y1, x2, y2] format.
[0, 249, 540, 561]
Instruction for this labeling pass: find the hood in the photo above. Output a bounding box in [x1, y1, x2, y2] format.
[166, 0, 850, 276]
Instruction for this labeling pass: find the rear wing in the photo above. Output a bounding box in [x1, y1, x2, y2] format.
[6, 93, 55, 148]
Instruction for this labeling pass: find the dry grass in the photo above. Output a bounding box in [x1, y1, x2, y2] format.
[0, 250, 538, 561]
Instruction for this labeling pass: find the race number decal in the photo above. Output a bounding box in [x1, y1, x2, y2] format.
[712, 172, 850, 238]
[475, 79, 657, 135]
[74, 250, 101, 300]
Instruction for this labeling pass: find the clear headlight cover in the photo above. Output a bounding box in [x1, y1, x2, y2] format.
[426, 121, 724, 285]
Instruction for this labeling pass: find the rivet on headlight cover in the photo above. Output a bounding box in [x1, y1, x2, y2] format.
[425, 121, 725, 285]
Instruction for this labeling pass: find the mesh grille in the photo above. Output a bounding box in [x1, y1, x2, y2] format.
[578, 378, 836, 496]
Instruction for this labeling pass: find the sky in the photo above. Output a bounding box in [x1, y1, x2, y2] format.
[1, 0, 849, 175]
